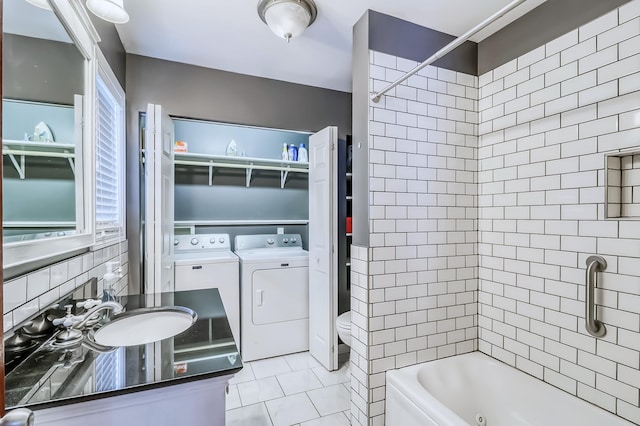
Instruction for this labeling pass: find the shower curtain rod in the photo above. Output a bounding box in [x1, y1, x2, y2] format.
[370, 0, 528, 102]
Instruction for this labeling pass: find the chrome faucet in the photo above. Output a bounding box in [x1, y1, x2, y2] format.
[73, 301, 124, 329]
[53, 300, 124, 331]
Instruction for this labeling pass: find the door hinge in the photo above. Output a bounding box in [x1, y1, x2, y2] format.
[331, 143, 335, 150]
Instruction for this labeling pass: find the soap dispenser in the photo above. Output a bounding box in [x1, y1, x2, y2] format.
[103, 261, 119, 300]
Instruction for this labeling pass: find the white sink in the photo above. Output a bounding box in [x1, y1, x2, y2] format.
[92, 306, 197, 347]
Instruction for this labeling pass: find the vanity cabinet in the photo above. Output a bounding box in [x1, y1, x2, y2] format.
[33, 377, 231, 426]
[5, 284, 242, 426]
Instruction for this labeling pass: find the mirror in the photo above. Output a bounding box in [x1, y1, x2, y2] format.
[2, 0, 91, 267]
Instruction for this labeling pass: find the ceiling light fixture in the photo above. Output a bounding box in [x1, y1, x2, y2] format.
[257, 0, 317, 43]
[86, 0, 130, 24]
[25, 0, 52, 10]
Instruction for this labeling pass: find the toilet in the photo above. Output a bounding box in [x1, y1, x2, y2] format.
[336, 311, 351, 347]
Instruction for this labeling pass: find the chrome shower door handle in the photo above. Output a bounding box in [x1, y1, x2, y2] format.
[585, 256, 607, 337]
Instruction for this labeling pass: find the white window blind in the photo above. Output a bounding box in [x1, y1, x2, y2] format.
[95, 75, 123, 233]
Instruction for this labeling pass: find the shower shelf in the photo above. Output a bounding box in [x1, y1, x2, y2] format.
[2, 139, 76, 179]
[605, 150, 640, 219]
[174, 152, 308, 188]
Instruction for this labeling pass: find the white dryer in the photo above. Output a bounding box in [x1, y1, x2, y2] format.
[234, 234, 309, 361]
[174, 234, 240, 349]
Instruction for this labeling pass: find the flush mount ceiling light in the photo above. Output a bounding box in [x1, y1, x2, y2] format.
[86, 0, 130, 24]
[25, 0, 52, 10]
[258, 0, 317, 42]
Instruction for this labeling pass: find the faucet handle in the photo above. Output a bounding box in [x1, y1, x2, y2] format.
[52, 305, 83, 328]
[52, 315, 83, 328]
[77, 299, 101, 310]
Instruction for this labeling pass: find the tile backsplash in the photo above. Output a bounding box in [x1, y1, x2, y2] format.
[3, 240, 129, 334]
[353, 1, 640, 425]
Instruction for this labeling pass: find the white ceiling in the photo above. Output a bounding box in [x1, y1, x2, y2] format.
[116, 0, 547, 93]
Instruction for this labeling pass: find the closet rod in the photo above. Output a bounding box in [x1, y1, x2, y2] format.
[370, 0, 527, 102]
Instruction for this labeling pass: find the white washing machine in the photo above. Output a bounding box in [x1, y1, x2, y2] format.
[174, 233, 240, 349]
[234, 234, 309, 361]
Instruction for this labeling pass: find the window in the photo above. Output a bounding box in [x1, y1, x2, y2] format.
[95, 54, 125, 242]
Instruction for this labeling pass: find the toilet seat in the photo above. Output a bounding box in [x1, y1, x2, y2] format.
[336, 311, 352, 347]
[336, 311, 351, 329]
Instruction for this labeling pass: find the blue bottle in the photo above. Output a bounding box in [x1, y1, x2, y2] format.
[288, 145, 298, 162]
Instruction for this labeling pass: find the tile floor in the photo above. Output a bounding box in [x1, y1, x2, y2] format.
[226, 352, 351, 426]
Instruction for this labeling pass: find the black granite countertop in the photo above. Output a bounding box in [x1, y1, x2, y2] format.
[5, 287, 242, 410]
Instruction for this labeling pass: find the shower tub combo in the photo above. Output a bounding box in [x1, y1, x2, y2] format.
[386, 352, 633, 426]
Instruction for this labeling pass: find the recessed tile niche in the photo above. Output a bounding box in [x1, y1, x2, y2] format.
[606, 151, 640, 219]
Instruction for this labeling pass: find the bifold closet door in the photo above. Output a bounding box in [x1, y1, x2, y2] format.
[308, 126, 339, 371]
[144, 103, 175, 294]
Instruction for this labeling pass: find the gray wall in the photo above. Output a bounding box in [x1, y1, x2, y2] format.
[3, 34, 83, 104]
[478, 0, 632, 74]
[352, 12, 371, 247]
[126, 54, 352, 292]
[368, 10, 478, 76]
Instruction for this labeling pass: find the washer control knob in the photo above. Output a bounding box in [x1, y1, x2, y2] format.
[219, 237, 225, 244]
[267, 238, 275, 245]
[190, 238, 199, 246]
[283, 238, 289, 243]
[57, 231, 66, 236]
[174, 239, 179, 246]
[210, 238, 216, 244]
[291, 237, 297, 243]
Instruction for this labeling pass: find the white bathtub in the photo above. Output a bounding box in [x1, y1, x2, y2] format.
[386, 352, 633, 426]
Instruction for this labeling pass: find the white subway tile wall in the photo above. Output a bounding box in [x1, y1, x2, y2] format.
[351, 52, 479, 426]
[3, 241, 129, 333]
[478, 3, 640, 424]
[350, 245, 371, 426]
[351, 2, 640, 425]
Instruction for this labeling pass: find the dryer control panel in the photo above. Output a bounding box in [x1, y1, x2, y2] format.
[174, 234, 232, 251]
[234, 234, 303, 250]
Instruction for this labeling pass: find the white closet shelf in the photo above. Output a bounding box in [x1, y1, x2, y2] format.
[3, 221, 75, 228]
[174, 219, 309, 227]
[174, 152, 309, 188]
[2, 139, 76, 179]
